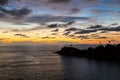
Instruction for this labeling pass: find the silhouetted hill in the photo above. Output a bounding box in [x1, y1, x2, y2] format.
[55, 44, 120, 60]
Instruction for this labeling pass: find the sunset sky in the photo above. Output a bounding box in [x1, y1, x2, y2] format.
[0, 0, 120, 44]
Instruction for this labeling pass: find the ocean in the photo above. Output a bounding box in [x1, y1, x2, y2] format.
[0, 44, 120, 80]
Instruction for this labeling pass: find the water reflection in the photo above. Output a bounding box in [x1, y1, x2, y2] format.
[61, 56, 120, 80]
[0, 45, 120, 80]
[0, 51, 63, 80]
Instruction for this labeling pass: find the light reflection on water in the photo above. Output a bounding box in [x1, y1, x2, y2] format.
[0, 45, 120, 80]
[0, 51, 63, 80]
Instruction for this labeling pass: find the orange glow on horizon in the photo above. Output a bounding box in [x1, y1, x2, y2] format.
[0, 30, 120, 44]
[0, 36, 120, 44]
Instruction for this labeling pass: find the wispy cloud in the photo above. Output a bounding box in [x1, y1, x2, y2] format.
[14, 34, 29, 38]
[41, 36, 56, 39]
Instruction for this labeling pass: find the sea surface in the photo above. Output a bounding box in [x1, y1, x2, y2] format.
[0, 44, 120, 80]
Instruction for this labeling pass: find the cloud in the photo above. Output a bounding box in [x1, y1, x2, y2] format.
[20, 0, 72, 11]
[27, 15, 51, 23]
[111, 23, 119, 26]
[47, 21, 75, 28]
[63, 31, 71, 36]
[65, 28, 79, 31]
[87, 25, 103, 29]
[51, 33, 57, 35]
[52, 28, 59, 32]
[0, 0, 119, 31]
[0, 0, 8, 5]
[93, 26, 120, 32]
[47, 23, 68, 28]
[47, 24, 58, 28]
[48, 0, 71, 3]
[75, 29, 97, 34]
[60, 16, 90, 22]
[103, 26, 120, 31]
[90, 9, 115, 14]
[41, 36, 56, 39]
[0, 0, 31, 24]
[90, 9, 120, 15]
[0, 7, 31, 19]
[68, 8, 81, 14]
[84, 0, 98, 2]
[14, 34, 29, 38]
[77, 35, 89, 39]
[27, 15, 90, 23]
[67, 21, 76, 25]
[75, 25, 120, 34]
[95, 36, 108, 39]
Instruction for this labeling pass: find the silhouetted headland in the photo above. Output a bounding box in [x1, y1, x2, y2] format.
[55, 44, 120, 60]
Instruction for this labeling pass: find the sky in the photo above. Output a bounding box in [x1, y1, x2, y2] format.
[0, 0, 120, 44]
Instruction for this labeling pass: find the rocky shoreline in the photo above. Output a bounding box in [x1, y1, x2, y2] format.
[55, 44, 120, 60]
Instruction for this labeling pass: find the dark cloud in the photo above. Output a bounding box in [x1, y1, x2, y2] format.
[52, 29, 59, 32]
[27, 15, 51, 23]
[68, 8, 81, 14]
[27, 15, 90, 23]
[45, 19, 80, 29]
[41, 36, 56, 39]
[67, 21, 75, 25]
[47, 22, 70, 28]
[75, 29, 97, 34]
[95, 36, 108, 39]
[0, 0, 8, 5]
[84, 0, 98, 2]
[14, 34, 29, 38]
[65, 28, 79, 31]
[78, 35, 89, 39]
[90, 34, 108, 39]
[48, 0, 71, 3]
[87, 25, 102, 29]
[96, 26, 120, 32]
[47, 24, 58, 28]
[104, 26, 120, 31]
[111, 23, 118, 26]
[0, 7, 31, 19]
[0, 0, 31, 24]
[74, 25, 120, 34]
[45, 16, 64, 22]
[68, 34, 81, 39]
[60, 16, 90, 22]
[63, 31, 71, 36]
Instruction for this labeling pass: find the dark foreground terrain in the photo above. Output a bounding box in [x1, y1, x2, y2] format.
[56, 44, 120, 60]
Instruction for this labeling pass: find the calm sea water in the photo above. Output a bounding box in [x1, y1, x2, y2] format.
[0, 44, 120, 80]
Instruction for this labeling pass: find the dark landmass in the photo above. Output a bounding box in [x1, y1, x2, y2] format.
[55, 44, 120, 60]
